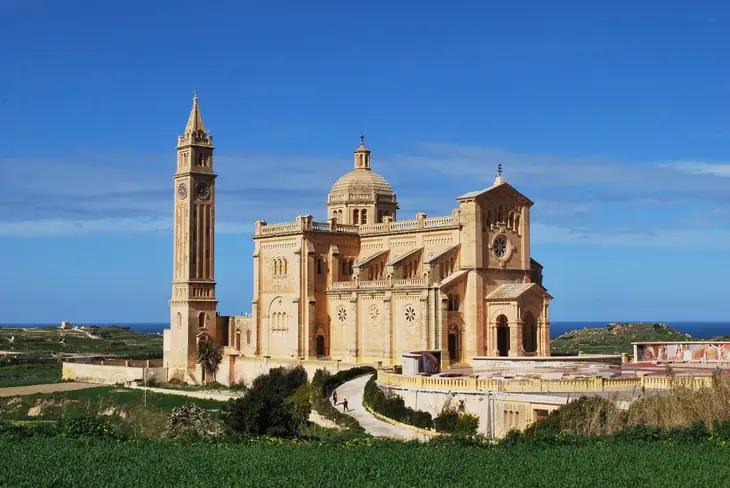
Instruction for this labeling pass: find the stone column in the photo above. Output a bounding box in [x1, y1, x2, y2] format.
[383, 292, 392, 363]
[510, 320, 524, 357]
[420, 293, 429, 350]
[349, 294, 358, 360]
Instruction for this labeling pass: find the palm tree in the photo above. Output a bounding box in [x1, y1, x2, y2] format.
[197, 339, 223, 384]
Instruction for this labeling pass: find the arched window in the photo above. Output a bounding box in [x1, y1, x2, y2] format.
[348, 259, 354, 276]
[176, 312, 182, 330]
[235, 332, 241, 350]
[361, 209, 368, 225]
[514, 215, 520, 234]
[282, 259, 288, 275]
[198, 313, 206, 329]
[246, 329, 251, 345]
[353, 209, 359, 225]
[282, 313, 287, 331]
[316, 257, 323, 275]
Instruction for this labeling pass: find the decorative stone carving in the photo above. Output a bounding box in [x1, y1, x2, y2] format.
[336, 305, 348, 324]
[369, 304, 381, 327]
[404, 305, 417, 326]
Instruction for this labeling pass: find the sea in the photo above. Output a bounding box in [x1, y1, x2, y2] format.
[1, 321, 729, 339]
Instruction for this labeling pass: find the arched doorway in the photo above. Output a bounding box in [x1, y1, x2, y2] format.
[316, 335, 326, 357]
[523, 312, 538, 355]
[497, 315, 509, 357]
[448, 323, 461, 362]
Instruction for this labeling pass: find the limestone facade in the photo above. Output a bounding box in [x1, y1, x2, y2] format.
[164, 95, 553, 378]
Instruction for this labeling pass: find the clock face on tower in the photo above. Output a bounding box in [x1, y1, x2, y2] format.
[195, 182, 210, 200]
[177, 183, 188, 200]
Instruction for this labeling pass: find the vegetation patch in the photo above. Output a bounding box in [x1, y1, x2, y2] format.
[310, 366, 375, 432]
[550, 322, 691, 355]
[363, 374, 433, 430]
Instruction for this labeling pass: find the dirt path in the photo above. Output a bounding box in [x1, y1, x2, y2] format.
[333, 374, 428, 441]
[0, 382, 101, 398]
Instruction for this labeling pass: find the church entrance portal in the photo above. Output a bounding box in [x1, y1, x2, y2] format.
[448, 323, 461, 362]
[497, 315, 509, 356]
[316, 335, 325, 357]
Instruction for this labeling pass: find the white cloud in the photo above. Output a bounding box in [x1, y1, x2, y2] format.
[661, 161, 730, 178]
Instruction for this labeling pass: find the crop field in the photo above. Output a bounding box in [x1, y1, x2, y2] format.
[0, 438, 727, 488]
[0, 363, 61, 387]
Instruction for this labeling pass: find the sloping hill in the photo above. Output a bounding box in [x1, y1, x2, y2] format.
[550, 323, 692, 355]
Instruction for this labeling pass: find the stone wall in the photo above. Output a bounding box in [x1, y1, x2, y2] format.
[62, 362, 167, 385]
[379, 383, 567, 438]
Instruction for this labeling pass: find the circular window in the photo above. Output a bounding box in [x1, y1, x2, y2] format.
[404, 305, 416, 326]
[369, 304, 381, 327]
[336, 305, 348, 324]
[493, 236, 508, 258]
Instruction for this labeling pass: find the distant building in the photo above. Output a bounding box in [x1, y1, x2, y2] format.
[163, 94, 553, 383]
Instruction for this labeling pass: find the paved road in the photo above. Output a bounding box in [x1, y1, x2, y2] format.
[0, 382, 101, 398]
[332, 374, 428, 442]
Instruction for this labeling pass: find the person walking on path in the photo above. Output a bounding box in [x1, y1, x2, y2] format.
[332, 390, 338, 405]
[342, 398, 350, 412]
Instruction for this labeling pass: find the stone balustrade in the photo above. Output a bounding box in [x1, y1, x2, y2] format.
[377, 371, 714, 393]
[329, 277, 427, 290]
[254, 212, 459, 237]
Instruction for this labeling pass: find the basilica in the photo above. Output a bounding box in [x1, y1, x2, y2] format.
[163, 95, 553, 382]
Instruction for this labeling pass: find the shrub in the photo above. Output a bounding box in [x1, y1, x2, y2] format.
[163, 403, 219, 440]
[197, 340, 223, 383]
[362, 375, 433, 429]
[433, 399, 479, 436]
[220, 366, 309, 438]
[524, 395, 626, 437]
[58, 415, 123, 440]
[310, 366, 375, 431]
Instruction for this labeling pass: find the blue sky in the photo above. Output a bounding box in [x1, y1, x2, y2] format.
[1, 1, 729, 324]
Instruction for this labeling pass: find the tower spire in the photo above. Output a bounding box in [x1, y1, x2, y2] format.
[184, 91, 207, 137]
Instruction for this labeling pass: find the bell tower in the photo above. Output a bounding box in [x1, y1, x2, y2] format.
[167, 92, 218, 382]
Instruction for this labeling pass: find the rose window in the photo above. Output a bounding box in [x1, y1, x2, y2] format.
[369, 304, 381, 326]
[337, 306, 348, 324]
[404, 305, 416, 324]
[493, 236, 508, 258]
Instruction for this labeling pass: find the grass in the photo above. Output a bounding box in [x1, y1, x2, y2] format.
[0, 325, 162, 358]
[0, 364, 61, 388]
[0, 437, 727, 487]
[550, 322, 692, 355]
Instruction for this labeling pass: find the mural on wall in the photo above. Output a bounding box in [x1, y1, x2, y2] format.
[419, 351, 442, 375]
[637, 343, 730, 362]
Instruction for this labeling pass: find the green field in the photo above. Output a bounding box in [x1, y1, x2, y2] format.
[550, 323, 693, 355]
[0, 325, 162, 357]
[0, 437, 726, 488]
[0, 363, 61, 387]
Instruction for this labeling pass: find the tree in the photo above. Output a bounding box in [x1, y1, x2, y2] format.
[197, 339, 223, 383]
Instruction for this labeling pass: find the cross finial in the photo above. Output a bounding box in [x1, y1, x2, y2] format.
[193, 90, 198, 99]
[360, 133, 365, 145]
[497, 164, 503, 177]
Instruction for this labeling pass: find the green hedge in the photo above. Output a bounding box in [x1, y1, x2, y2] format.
[310, 366, 375, 431]
[362, 375, 433, 429]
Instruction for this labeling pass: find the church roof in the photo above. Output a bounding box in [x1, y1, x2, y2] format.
[386, 247, 422, 266]
[329, 169, 394, 196]
[424, 244, 460, 263]
[457, 174, 534, 206]
[440, 269, 468, 288]
[353, 250, 388, 268]
[485, 283, 536, 300]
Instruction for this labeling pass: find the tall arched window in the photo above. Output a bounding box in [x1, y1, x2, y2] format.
[316, 257, 323, 275]
[353, 209, 359, 225]
[246, 329, 251, 345]
[361, 209, 368, 225]
[176, 312, 182, 330]
[282, 259, 288, 275]
[198, 312, 206, 329]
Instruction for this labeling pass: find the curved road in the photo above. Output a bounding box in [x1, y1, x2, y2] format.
[331, 374, 428, 442]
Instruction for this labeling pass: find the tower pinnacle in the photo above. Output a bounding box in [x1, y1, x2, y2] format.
[184, 91, 207, 137]
[494, 163, 506, 185]
[354, 134, 371, 170]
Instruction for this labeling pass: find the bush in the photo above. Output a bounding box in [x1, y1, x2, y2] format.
[363, 375, 433, 429]
[524, 395, 626, 437]
[433, 399, 479, 436]
[220, 366, 309, 438]
[163, 403, 219, 440]
[310, 366, 375, 431]
[58, 415, 124, 440]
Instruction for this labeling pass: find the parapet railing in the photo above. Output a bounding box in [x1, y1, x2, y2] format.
[329, 277, 427, 290]
[254, 212, 460, 237]
[377, 371, 715, 393]
[63, 358, 164, 368]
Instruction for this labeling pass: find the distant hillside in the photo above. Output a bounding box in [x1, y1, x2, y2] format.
[550, 323, 692, 355]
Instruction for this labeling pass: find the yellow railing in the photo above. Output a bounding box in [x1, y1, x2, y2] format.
[377, 372, 715, 393]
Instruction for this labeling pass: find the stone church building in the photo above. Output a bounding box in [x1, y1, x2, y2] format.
[164, 95, 553, 382]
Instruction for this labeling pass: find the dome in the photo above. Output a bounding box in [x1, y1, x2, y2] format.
[329, 168, 395, 197]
